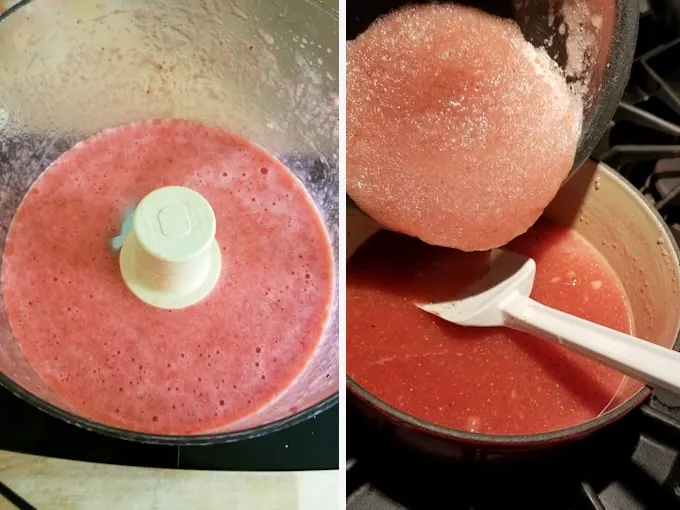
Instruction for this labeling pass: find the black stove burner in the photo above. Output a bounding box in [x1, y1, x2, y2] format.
[347, 397, 680, 510]
[596, 5, 680, 228]
[348, 4, 680, 509]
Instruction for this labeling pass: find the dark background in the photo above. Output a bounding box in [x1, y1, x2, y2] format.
[0, 387, 338, 471]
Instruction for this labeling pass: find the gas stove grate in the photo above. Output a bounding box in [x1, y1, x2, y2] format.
[347, 400, 680, 509]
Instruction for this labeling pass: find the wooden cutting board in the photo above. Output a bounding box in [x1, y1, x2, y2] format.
[0, 450, 338, 509]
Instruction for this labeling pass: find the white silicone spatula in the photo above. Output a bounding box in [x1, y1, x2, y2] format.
[417, 249, 680, 395]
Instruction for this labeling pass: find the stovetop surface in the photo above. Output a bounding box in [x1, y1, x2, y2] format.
[347, 395, 680, 510]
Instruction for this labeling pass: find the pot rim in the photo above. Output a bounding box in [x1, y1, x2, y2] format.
[571, 0, 639, 172]
[346, 161, 680, 446]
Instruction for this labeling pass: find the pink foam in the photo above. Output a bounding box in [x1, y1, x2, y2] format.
[1, 120, 334, 435]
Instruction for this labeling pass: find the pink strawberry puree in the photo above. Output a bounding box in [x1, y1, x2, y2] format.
[1, 120, 334, 434]
[347, 220, 632, 435]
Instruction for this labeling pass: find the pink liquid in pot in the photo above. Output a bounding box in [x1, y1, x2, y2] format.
[347, 220, 632, 435]
[1, 120, 334, 435]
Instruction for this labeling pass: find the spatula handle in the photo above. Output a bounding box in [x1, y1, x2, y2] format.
[501, 293, 680, 395]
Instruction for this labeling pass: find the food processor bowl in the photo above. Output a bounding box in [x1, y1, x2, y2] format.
[0, 0, 338, 444]
[346, 0, 638, 178]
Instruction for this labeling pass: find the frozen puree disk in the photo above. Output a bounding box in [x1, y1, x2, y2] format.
[347, 4, 583, 251]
